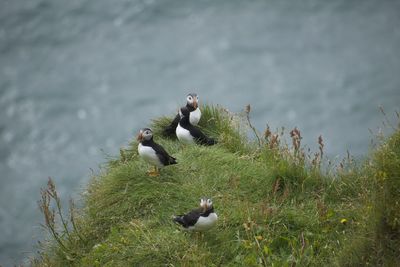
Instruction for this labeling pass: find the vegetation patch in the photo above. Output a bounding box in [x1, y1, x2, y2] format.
[33, 105, 400, 266]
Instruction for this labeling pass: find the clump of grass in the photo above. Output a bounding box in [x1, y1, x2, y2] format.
[33, 105, 400, 266]
[34, 178, 87, 266]
[336, 129, 400, 266]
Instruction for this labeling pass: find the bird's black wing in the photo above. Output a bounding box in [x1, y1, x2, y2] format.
[152, 142, 177, 166]
[163, 113, 180, 137]
[189, 126, 217, 146]
[174, 207, 203, 228]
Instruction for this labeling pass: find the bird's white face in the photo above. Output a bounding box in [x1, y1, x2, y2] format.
[186, 94, 199, 109]
[206, 198, 213, 208]
[137, 128, 153, 142]
[200, 198, 205, 207]
[200, 198, 213, 211]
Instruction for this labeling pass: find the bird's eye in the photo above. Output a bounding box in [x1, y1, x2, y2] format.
[196, 96, 199, 100]
[188, 96, 192, 101]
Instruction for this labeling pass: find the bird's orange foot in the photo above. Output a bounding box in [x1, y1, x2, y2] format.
[147, 168, 160, 177]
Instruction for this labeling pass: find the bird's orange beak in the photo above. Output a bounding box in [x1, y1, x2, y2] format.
[201, 202, 207, 212]
[193, 99, 198, 109]
[137, 132, 143, 142]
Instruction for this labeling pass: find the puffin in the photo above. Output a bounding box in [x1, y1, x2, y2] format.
[137, 128, 177, 176]
[163, 93, 201, 137]
[176, 106, 217, 146]
[173, 198, 218, 231]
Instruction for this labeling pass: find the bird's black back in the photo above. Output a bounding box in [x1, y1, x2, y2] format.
[179, 107, 217, 146]
[163, 104, 196, 137]
[174, 206, 215, 228]
[141, 139, 177, 166]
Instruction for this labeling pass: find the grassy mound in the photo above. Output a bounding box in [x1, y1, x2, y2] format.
[33, 105, 400, 266]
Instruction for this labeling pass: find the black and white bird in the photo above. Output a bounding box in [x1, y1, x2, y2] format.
[173, 198, 218, 231]
[176, 106, 217, 146]
[137, 128, 177, 176]
[163, 93, 201, 137]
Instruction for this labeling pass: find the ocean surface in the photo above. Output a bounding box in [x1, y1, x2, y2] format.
[0, 0, 399, 265]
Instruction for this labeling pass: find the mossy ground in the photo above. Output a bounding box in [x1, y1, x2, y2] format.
[34, 105, 400, 266]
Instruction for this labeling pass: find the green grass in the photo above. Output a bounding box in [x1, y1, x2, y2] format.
[33, 105, 400, 266]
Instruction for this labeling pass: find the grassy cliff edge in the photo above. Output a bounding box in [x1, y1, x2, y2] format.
[34, 105, 400, 266]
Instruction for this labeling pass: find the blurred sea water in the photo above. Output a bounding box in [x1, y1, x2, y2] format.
[0, 0, 399, 265]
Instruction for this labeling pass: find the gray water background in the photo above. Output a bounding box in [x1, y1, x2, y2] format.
[1, 0, 399, 265]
